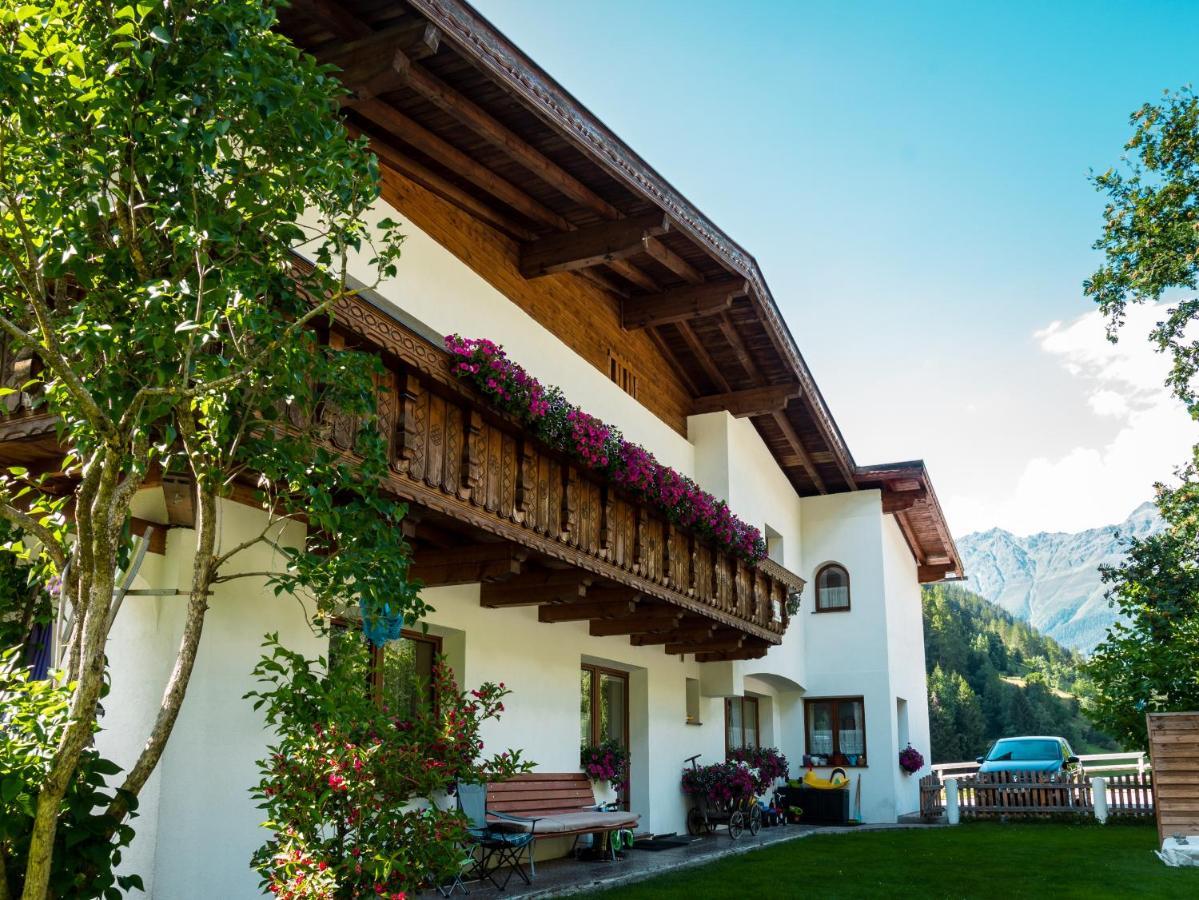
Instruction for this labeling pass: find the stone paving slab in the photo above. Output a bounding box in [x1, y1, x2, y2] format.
[440, 822, 941, 898]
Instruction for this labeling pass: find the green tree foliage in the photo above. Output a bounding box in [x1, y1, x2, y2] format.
[1085, 460, 1199, 748]
[245, 635, 533, 898]
[923, 584, 1118, 762]
[0, 2, 411, 896]
[1082, 86, 1199, 752]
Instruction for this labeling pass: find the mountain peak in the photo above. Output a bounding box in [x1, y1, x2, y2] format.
[956, 502, 1164, 652]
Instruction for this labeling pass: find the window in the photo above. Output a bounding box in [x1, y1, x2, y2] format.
[814, 563, 850, 612]
[685, 677, 701, 725]
[329, 624, 441, 719]
[581, 664, 630, 807]
[725, 696, 759, 751]
[607, 350, 639, 399]
[805, 697, 866, 767]
[764, 524, 784, 565]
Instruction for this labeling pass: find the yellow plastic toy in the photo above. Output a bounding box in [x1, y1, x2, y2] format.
[802, 769, 849, 790]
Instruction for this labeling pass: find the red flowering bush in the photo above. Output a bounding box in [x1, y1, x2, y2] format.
[445, 334, 767, 562]
[247, 634, 533, 899]
[580, 738, 630, 792]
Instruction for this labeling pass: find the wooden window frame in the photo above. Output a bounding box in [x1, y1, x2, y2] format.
[814, 563, 851, 613]
[724, 695, 760, 754]
[331, 619, 442, 713]
[581, 663, 631, 808]
[804, 696, 867, 767]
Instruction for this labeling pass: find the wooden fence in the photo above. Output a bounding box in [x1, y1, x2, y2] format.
[918, 770, 1155, 821]
[929, 750, 1149, 781]
[1147, 712, 1199, 841]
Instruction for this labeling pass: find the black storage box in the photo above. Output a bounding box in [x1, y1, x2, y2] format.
[777, 785, 850, 825]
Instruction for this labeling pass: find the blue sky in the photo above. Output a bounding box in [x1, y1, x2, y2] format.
[472, 0, 1199, 536]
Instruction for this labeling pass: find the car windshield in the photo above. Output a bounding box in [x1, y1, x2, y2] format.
[986, 739, 1061, 762]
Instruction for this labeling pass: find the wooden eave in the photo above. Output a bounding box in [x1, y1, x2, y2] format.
[273, 0, 958, 573]
[855, 461, 964, 583]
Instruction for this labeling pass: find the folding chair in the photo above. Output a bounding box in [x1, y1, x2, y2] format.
[457, 782, 540, 891]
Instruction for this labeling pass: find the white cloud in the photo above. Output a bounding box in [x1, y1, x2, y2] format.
[948, 303, 1197, 536]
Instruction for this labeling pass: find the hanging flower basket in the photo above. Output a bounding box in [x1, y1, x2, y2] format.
[898, 744, 925, 775]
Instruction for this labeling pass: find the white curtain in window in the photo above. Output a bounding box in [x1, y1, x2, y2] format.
[811, 730, 834, 755]
[839, 728, 864, 755]
[820, 585, 849, 608]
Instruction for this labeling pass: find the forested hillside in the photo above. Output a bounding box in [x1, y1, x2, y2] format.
[922, 583, 1118, 763]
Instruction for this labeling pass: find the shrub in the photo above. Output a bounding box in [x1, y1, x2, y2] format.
[246, 634, 532, 899]
[0, 650, 143, 899]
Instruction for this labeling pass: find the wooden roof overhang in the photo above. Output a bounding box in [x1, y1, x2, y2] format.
[0, 295, 806, 660]
[273, 0, 963, 581]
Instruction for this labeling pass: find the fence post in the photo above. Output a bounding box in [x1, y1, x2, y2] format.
[1092, 776, 1108, 824]
[946, 778, 960, 825]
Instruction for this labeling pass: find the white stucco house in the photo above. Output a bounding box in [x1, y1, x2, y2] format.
[53, 2, 965, 896]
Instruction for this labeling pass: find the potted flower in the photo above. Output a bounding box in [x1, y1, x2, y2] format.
[581, 738, 630, 797]
[898, 744, 925, 775]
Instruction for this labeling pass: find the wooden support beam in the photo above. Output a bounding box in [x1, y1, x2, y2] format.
[519, 213, 669, 277]
[410, 544, 527, 586]
[692, 384, 800, 418]
[696, 645, 770, 662]
[390, 50, 621, 219]
[665, 634, 745, 655]
[318, 21, 441, 101]
[630, 624, 714, 646]
[589, 611, 682, 637]
[917, 563, 954, 583]
[576, 266, 631, 298]
[621, 279, 746, 330]
[130, 518, 166, 555]
[882, 486, 927, 514]
[643, 236, 704, 284]
[584, 587, 644, 606]
[772, 411, 826, 494]
[538, 598, 637, 623]
[161, 474, 196, 528]
[480, 571, 590, 607]
[644, 327, 702, 395]
[355, 100, 572, 231]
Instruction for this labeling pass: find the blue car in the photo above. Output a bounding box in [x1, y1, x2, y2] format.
[975, 736, 1080, 775]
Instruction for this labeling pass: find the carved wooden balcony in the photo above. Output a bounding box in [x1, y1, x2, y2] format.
[332, 295, 803, 659]
[0, 298, 804, 660]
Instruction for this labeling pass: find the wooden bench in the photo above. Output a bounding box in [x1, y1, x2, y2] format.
[485, 772, 639, 860]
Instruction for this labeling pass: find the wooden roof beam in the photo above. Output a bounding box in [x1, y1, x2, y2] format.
[354, 100, 572, 231]
[666, 633, 745, 655]
[607, 258, 660, 292]
[621, 279, 746, 330]
[772, 411, 827, 493]
[676, 320, 731, 393]
[882, 485, 928, 514]
[480, 570, 590, 607]
[643, 236, 704, 284]
[693, 384, 800, 418]
[519, 212, 670, 277]
[390, 49, 621, 219]
[291, 0, 373, 40]
[918, 563, 954, 583]
[319, 21, 442, 100]
[364, 131, 538, 240]
[630, 624, 714, 646]
[717, 313, 760, 382]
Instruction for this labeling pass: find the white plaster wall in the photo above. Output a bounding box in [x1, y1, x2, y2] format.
[881, 514, 932, 815]
[334, 202, 695, 476]
[795, 490, 905, 823]
[97, 500, 317, 900]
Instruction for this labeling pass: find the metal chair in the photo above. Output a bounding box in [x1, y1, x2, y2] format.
[457, 782, 540, 891]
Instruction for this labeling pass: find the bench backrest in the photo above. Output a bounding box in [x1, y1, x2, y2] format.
[487, 772, 599, 818]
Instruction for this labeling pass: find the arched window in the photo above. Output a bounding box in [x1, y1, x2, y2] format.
[815, 564, 850, 612]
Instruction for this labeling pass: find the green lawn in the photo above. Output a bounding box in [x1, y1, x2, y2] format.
[590, 824, 1198, 899]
